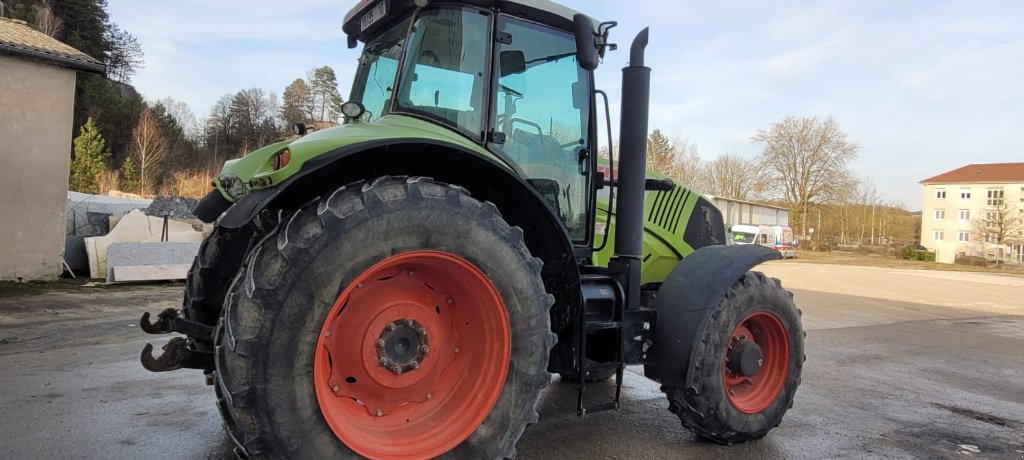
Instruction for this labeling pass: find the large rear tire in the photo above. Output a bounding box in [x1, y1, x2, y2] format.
[663, 271, 803, 444]
[182, 223, 257, 359]
[214, 177, 555, 459]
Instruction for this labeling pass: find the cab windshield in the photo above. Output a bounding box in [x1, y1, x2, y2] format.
[350, 7, 488, 134]
[349, 6, 593, 242]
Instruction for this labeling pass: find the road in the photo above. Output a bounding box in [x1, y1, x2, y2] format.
[1, 262, 1022, 459]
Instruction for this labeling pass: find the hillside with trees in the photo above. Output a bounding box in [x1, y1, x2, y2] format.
[4, 1, 917, 248]
[3, 0, 346, 196]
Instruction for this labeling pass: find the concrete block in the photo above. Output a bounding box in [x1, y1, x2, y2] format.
[105, 242, 200, 282]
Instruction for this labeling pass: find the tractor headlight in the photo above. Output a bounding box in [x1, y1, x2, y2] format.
[219, 173, 249, 200]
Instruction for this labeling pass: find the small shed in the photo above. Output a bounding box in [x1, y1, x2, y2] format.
[0, 18, 104, 280]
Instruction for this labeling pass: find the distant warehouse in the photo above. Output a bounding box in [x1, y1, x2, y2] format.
[709, 196, 790, 228]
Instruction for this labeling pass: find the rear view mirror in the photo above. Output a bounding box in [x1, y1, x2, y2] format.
[573, 14, 599, 71]
[500, 50, 526, 77]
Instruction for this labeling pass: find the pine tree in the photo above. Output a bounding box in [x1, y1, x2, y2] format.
[281, 78, 314, 124]
[308, 66, 344, 123]
[69, 117, 110, 193]
[646, 129, 677, 177]
[119, 157, 140, 193]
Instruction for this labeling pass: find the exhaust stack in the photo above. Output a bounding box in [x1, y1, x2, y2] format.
[613, 28, 651, 306]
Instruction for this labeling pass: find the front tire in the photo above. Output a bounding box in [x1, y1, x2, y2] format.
[214, 177, 555, 459]
[663, 271, 803, 444]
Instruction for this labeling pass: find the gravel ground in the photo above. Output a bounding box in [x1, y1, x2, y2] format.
[1, 261, 1022, 459]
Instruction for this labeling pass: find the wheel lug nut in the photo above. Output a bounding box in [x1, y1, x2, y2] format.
[405, 319, 415, 326]
[393, 366, 403, 375]
[453, 347, 460, 354]
[420, 345, 430, 353]
[447, 298, 453, 304]
[426, 392, 433, 400]
[332, 385, 340, 392]
[418, 327, 427, 336]
[379, 358, 388, 367]
[388, 323, 397, 331]
[412, 362, 420, 369]
[377, 339, 386, 348]
[376, 409, 383, 417]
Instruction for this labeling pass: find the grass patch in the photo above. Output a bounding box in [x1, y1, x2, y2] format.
[784, 251, 1024, 275]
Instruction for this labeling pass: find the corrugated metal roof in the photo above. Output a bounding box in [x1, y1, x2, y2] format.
[0, 17, 104, 72]
[920, 163, 1024, 184]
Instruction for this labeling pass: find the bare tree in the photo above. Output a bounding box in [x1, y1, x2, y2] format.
[158, 97, 199, 141]
[671, 136, 703, 190]
[701, 153, 764, 201]
[752, 116, 859, 236]
[646, 130, 703, 188]
[972, 200, 1024, 257]
[131, 108, 169, 194]
[35, 2, 62, 37]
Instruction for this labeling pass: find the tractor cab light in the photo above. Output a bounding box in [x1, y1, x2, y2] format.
[341, 101, 366, 120]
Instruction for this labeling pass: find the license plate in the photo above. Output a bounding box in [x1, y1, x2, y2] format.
[360, 2, 387, 32]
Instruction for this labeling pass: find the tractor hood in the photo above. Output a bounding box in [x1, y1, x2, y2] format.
[213, 115, 502, 202]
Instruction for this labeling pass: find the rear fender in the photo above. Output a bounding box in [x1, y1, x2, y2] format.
[197, 138, 582, 341]
[644, 244, 780, 386]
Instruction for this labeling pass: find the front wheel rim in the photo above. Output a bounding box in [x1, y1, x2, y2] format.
[313, 251, 511, 459]
[722, 311, 790, 413]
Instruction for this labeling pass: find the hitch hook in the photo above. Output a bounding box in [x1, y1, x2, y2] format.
[140, 337, 201, 372]
[140, 308, 178, 334]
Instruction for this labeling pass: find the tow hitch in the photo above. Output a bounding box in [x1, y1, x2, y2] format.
[139, 308, 213, 372]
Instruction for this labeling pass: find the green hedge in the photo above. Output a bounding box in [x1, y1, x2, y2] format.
[902, 247, 935, 262]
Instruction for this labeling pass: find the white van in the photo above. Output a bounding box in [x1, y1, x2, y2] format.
[729, 225, 797, 259]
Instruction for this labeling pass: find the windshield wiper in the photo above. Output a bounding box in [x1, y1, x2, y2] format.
[525, 51, 576, 66]
[365, 38, 402, 56]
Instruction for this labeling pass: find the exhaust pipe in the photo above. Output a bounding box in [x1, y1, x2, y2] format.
[613, 28, 651, 306]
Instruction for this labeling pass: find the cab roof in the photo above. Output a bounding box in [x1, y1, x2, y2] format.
[343, 0, 596, 42]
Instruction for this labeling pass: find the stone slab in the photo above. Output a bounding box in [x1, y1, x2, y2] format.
[110, 264, 191, 282]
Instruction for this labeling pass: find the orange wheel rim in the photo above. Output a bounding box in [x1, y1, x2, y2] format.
[313, 251, 511, 459]
[722, 311, 789, 413]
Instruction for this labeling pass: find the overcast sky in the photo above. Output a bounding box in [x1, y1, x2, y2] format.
[107, 0, 1023, 210]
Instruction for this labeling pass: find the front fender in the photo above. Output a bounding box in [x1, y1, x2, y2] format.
[645, 244, 780, 386]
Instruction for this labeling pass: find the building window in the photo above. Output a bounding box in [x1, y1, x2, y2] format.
[935, 189, 946, 199]
[985, 234, 999, 244]
[986, 189, 1004, 206]
[933, 230, 944, 241]
[957, 231, 969, 242]
[986, 210, 1000, 228]
[958, 209, 970, 220]
[933, 209, 945, 220]
[960, 189, 971, 199]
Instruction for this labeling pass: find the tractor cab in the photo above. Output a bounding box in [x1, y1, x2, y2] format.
[345, 0, 600, 241]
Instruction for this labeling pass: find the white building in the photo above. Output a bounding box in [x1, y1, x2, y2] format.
[919, 163, 1024, 265]
[709, 196, 789, 228]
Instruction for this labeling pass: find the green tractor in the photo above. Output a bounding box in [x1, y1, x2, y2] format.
[140, 1, 804, 458]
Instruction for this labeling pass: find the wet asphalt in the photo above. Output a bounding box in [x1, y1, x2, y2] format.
[1, 263, 1022, 459]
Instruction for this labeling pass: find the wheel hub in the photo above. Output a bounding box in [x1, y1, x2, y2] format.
[727, 339, 763, 377]
[722, 312, 790, 414]
[377, 318, 428, 375]
[313, 250, 511, 459]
